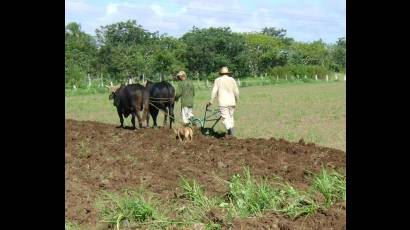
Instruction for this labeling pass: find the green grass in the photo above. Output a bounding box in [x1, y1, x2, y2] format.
[65, 221, 86, 230]
[311, 168, 346, 207]
[69, 168, 345, 229]
[95, 189, 164, 229]
[179, 177, 224, 229]
[228, 168, 279, 217]
[227, 168, 319, 219]
[66, 82, 345, 150]
[278, 183, 319, 219]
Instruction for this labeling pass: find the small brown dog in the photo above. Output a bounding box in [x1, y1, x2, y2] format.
[173, 126, 193, 142]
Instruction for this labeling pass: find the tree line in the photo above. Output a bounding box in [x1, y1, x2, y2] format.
[65, 20, 346, 87]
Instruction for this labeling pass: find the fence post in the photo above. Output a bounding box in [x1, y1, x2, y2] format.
[285, 75, 288, 81]
[100, 73, 103, 87]
[304, 75, 307, 79]
[238, 79, 241, 87]
[276, 75, 279, 81]
[344, 75, 346, 81]
[206, 79, 208, 88]
[335, 73, 338, 81]
[326, 75, 329, 82]
[73, 85, 77, 90]
[110, 81, 113, 87]
[87, 74, 91, 88]
[297, 75, 299, 80]
[142, 73, 145, 84]
[128, 78, 133, 84]
[315, 74, 318, 81]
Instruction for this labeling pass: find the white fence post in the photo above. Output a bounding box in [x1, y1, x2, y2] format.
[335, 73, 338, 81]
[206, 79, 208, 88]
[100, 73, 103, 87]
[237, 79, 241, 87]
[285, 75, 288, 81]
[344, 75, 346, 81]
[128, 78, 133, 84]
[276, 75, 279, 81]
[304, 75, 307, 79]
[315, 74, 318, 81]
[110, 81, 113, 87]
[73, 85, 77, 90]
[326, 75, 329, 82]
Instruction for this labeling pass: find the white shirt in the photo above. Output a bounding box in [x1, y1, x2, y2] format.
[210, 75, 239, 107]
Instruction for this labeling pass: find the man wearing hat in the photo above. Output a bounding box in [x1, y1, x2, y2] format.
[175, 70, 195, 126]
[207, 66, 239, 136]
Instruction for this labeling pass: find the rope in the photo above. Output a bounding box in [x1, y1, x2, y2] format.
[149, 97, 174, 101]
[148, 102, 176, 121]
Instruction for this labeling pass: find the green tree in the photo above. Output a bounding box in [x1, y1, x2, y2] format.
[288, 40, 329, 67]
[95, 20, 158, 81]
[182, 27, 248, 78]
[261, 27, 294, 45]
[244, 33, 288, 76]
[95, 20, 154, 47]
[65, 22, 97, 86]
[331, 37, 346, 72]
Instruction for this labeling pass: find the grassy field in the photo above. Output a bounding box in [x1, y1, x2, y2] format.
[65, 82, 345, 151]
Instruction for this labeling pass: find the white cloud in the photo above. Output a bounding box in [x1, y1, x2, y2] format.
[65, 0, 346, 42]
[65, 0, 92, 14]
[177, 6, 187, 14]
[150, 4, 164, 17]
[106, 3, 118, 16]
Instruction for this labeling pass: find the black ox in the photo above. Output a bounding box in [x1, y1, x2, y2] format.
[143, 80, 175, 129]
[107, 83, 145, 129]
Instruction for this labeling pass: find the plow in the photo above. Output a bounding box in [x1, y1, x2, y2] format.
[188, 104, 222, 136]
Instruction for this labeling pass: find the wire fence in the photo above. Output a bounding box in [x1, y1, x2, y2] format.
[65, 73, 346, 95]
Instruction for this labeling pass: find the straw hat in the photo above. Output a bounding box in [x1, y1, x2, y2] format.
[176, 70, 186, 77]
[218, 66, 232, 75]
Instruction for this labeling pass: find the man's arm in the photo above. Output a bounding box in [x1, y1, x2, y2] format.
[233, 79, 239, 103]
[175, 82, 182, 101]
[209, 79, 218, 105]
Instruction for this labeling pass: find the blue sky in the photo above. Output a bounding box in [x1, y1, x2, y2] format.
[65, 0, 345, 43]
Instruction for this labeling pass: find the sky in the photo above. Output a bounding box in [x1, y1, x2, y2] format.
[65, 0, 345, 43]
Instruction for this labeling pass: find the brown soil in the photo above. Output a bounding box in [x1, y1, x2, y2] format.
[65, 119, 346, 229]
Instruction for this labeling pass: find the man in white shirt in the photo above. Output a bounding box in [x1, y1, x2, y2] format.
[207, 66, 239, 136]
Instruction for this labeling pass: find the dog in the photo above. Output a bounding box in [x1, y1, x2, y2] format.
[173, 126, 193, 142]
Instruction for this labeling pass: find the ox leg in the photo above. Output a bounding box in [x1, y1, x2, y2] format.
[142, 106, 150, 128]
[150, 107, 159, 129]
[136, 110, 143, 128]
[117, 110, 124, 128]
[163, 108, 168, 128]
[169, 104, 175, 129]
[131, 112, 136, 130]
